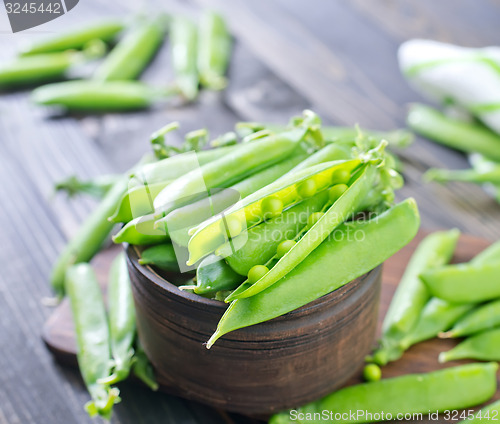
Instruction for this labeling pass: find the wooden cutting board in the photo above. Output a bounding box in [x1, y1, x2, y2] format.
[42, 231, 500, 418]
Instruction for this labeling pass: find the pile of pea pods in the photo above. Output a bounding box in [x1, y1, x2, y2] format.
[0, 11, 231, 111]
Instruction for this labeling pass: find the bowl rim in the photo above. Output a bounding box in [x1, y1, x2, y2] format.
[126, 243, 382, 318]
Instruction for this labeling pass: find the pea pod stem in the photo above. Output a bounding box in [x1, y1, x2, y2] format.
[207, 198, 420, 348]
[226, 163, 378, 301]
[94, 17, 166, 81]
[65, 264, 119, 419]
[270, 363, 498, 424]
[371, 229, 460, 365]
[439, 328, 500, 363]
[197, 11, 232, 90]
[407, 104, 500, 161]
[20, 20, 124, 55]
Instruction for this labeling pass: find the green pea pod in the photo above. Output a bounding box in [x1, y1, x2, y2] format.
[98, 252, 135, 385]
[421, 261, 500, 303]
[109, 181, 170, 223]
[51, 175, 130, 297]
[371, 229, 460, 365]
[225, 191, 329, 276]
[132, 340, 158, 391]
[207, 198, 420, 348]
[471, 239, 500, 265]
[441, 299, 500, 339]
[94, 18, 166, 81]
[20, 20, 124, 55]
[270, 363, 498, 424]
[154, 129, 306, 223]
[407, 104, 500, 161]
[32, 80, 164, 112]
[439, 328, 500, 363]
[138, 243, 180, 272]
[113, 215, 168, 246]
[191, 255, 244, 296]
[227, 163, 378, 301]
[171, 16, 198, 101]
[197, 11, 232, 90]
[399, 298, 474, 349]
[424, 167, 500, 185]
[166, 151, 308, 247]
[187, 158, 361, 266]
[0, 51, 81, 88]
[65, 264, 119, 419]
[131, 144, 239, 186]
[55, 174, 121, 199]
[465, 400, 500, 423]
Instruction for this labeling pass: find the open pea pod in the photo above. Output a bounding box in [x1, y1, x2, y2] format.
[226, 163, 377, 301]
[186, 158, 362, 265]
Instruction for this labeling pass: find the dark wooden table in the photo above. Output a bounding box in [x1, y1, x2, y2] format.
[1, 1, 500, 423]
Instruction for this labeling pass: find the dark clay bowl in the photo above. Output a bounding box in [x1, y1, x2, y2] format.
[126, 244, 382, 416]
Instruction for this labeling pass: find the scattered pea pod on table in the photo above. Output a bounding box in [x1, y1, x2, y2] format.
[32, 80, 167, 112]
[407, 103, 500, 161]
[207, 198, 420, 348]
[367, 229, 460, 365]
[171, 16, 199, 101]
[19, 20, 124, 55]
[269, 363, 498, 424]
[197, 11, 232, 90]
[463, 400, 500, 423]
[65, 264, 119, 419]
[440, 328, 500, 362]
[93, 17, 166, 81]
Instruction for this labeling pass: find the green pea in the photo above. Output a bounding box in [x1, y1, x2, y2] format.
[363, 363, 382, 382]
[328, 183, 348, 203]
[220, 215, 243, 239]
[297, 179, 317, 198]
[331, 168, 351, 184]
[261, 196, 283, 220]
[247, 265, 269, 284]
[307, 212, 324, 228]
[276, 239, 296, 258]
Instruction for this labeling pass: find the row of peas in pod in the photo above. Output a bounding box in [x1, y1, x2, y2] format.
[1, 10, 231, 111]
[49, 110, 414, 419]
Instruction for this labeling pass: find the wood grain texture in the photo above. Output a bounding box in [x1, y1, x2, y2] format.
[1, 0, 500, 423]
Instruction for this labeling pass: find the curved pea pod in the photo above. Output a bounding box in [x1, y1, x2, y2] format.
[50, 176, 129, 297]
[0, 51, 81, 89]
[20, 20, 124, 55]
[370, 229, 460, 365]
[465, 400, 500, 423]
[65, 264, 119, 419]
[94, 18, 166, 81]
[197, 11, 232, 90]
[113, 215, 168, 246]
[421, 261, 500, 303]
[109, 181, 170, 224]
[270, 363, 498, 424]
[471, 239, 500, 265]
[190, 255, 244, 296]
[187, 158, 362, 266]
[154, 129, 306, 221]
[441, 299, 500, 339]
[206, 198, 420, 348]
[132, 145, 239, 186]
[440, 328, 500, 363]
[32, 80, 164, 112]
[171, 16, 198, 101]
[138, 243, 180, 272]
[98, 252, 135, 385]
[225, 191, 329, 276]
[226, 164, 377, 301]
[166, 151, 308, 247]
